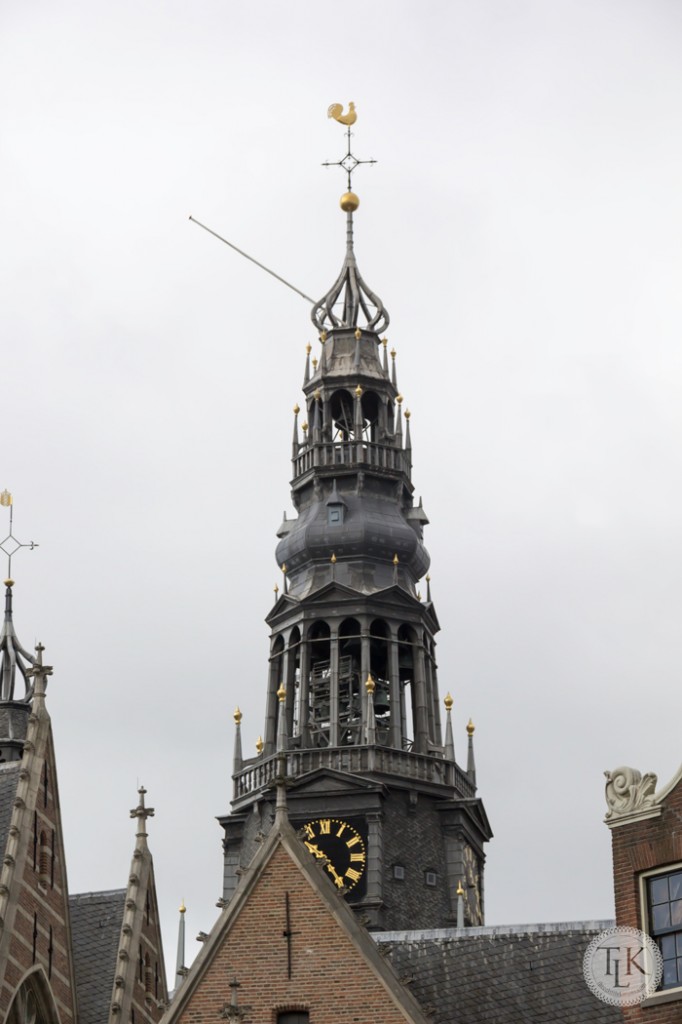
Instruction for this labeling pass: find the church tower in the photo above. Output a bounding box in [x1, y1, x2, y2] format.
[219, 112, 491, 932]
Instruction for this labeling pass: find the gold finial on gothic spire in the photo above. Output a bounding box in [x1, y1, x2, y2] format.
[444, 693, 454, 712]
[256, 735, 264, 754]
[467, 718, 475, 736]
[234, 707, 243, 725]
[277, 683, 286, 703]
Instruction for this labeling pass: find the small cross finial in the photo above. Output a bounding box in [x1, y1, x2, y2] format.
[130, 785, 155, 836]
[0, 493, 39, 580]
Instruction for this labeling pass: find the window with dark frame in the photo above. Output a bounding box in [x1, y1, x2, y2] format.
[647, 868, 682, 989]
[277, 1013, 309, 1024]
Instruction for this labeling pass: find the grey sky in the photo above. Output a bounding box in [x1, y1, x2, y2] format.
[2, 0, 682, 974]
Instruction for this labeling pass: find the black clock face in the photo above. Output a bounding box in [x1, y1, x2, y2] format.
[299, 818, 367, 893]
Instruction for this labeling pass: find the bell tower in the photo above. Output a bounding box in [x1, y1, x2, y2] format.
[219, 110, 492, 931]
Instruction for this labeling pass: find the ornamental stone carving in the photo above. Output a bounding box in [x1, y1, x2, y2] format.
[604, 766, 658, 821]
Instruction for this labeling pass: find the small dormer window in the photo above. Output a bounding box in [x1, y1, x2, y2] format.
[328, 507, 342, 525]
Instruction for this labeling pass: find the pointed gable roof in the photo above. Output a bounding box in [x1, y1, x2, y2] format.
[69, 890, 126, 1024]
[163, 816, 430, 1024]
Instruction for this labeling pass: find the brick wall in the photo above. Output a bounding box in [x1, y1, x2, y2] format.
[178, 844, 415, 1024]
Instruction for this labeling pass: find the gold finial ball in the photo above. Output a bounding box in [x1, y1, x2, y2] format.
[277, 683, 286, 703]
[354, 327, 362, 341]
[456, 881, 465, 897]
[467, 718, 475, 736]
[4, 579, 14, 588]
[365, 674, 375, 695]
[274, 583, 279, 594]
[302, 421, 309, 432]
[306, 342, 312, 354]
[405, 409, 411, 420]
[320, 330, 327, 343]
[312, 357, 318, 370]
[444, 692, 454, 712]
[179, 899, 186, 914]
[340, 191, 360, 213]
[313, 388, 321, 401]
[256, 735, 264, 754]
[330, 553, 337, 564]
[396, 394, 403, 405]
[393, 553, 399, 565]
[355, 384, 363, 397]
[234, 706, 243, 725]
[382, 337, 388, 347]
[281, 562, 287, 574]
[426, 574, 431, 582]
[293, 404, 300, 415]
[390, 348, 396, 359]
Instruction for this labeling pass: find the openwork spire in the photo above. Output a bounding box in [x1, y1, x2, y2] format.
[311, 106, 389, 334]
[0, 494, 39, 703]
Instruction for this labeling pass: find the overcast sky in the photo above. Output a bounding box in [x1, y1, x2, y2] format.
[2, 0, 682, 976]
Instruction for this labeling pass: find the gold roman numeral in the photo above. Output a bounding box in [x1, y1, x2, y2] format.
[350, 851, 365, 863]
[346, 835, 361, 848]
[345, 868, 361, 882]
[319, 819, 331, 834]
[335, 823, 347, 837]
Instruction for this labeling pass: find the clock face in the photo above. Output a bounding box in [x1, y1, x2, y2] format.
[299, 818, 367, 893]
[463, 845, 482, 925]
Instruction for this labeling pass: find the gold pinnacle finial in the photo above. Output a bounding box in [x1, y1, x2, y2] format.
[179, 899, 186, 914]
[302, 422, 308, 433]
[444, 693, 454, 712]
[320, 330, 327, 343]
[256, 735, 264, 754]
[354, 327, 362, 341]
[467, 718, 475, 736]
[456, 880, 465, 897]
[405, 409, 411, 420]
[312, 357, 318, 370]
[281, 563, 287, 574]
[396, 394, 403, 405]
[426, 574, 431, 582]
[393, 553, 399, 565]
[331, 553, 337, 564]
[365, 674, 375, 694]
[390, 348, 396, 359]
[274, 583, 279, 595]
[382, 337, 388, 347]
[293, 404, 300, 415]
[234, 707, 242, 725]
[355, 384, 362, 397]
[306, 342, 312, 354]
[277, 683, 286, 703]
[313, 388, 321, 401]
[340, 191, 360, 213]
[4, 579, 14, 588]
[0, 491, 12, 507]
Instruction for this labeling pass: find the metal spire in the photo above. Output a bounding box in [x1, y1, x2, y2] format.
[311, 105, 389, 334]
[0, 492, 38, 581]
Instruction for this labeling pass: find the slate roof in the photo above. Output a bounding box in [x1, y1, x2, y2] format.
[69, 889, 125, 1024]
[375, 921, 624, 1024]
[0, 762, 20, 860]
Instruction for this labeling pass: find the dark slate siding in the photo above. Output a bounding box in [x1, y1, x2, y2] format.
[0, 763, 20, 860]
[381, 791, 451, 929]
[70, 890, 125, 1024]
[377, 924, 624, 1024]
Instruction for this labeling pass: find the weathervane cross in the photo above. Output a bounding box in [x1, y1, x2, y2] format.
[323, 103, 376, 191]
[0, 491, 39, 581]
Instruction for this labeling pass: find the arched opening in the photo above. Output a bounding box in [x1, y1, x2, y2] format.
[338, 618, 362, 744]
[308, 621, 331, 747]
[369, 620, 391, 741]
[288, 626, 301, 737]
[398, 624, 417, 750]
[330, 389, 355, 441]
[7, 968, 60, 1024]
[360, 391, 380, 443]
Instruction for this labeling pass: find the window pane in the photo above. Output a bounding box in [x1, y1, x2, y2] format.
[663, 960, 678, 987]
[670, 873, 682, 901]
[661, 935, 676, 959]
[650, 877, 670, 905]
[653, 903, 671, 931]
[672, 901, 682, 927]
[676, 934, 682, 956]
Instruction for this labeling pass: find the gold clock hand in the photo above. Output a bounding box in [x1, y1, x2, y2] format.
[326, 863, 345, 888]
[304, 841, 327, 859]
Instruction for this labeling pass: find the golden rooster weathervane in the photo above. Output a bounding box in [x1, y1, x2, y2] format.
[327, 101, 357, 126]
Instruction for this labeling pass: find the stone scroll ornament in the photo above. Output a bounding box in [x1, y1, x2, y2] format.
[604, 766, 658, 820]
